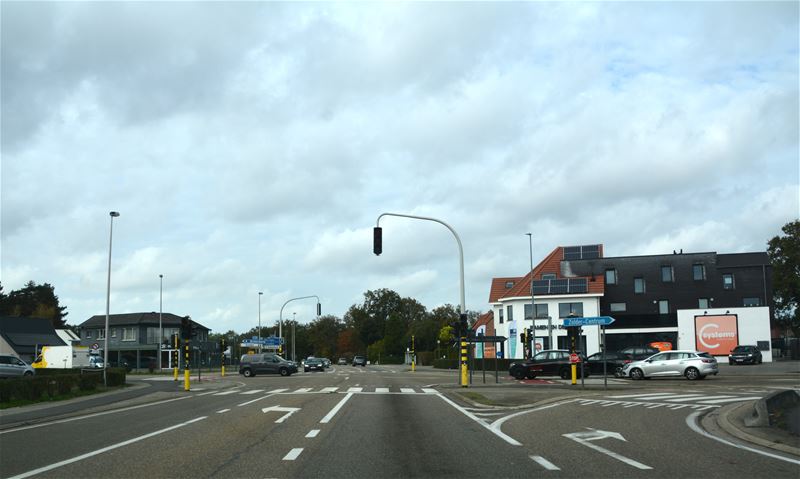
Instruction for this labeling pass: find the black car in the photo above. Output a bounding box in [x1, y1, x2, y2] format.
[619, 346, 661, 360]
[728, 345, 763, 365]
[352, 355, 367, 367]
[239, 353, 297, 377]
[304, 358, 324, 372]
[508, 350, 590, 380]
[585, 351, 633, 376]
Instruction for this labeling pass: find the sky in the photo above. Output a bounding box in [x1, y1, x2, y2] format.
[2, 2, 798, 335]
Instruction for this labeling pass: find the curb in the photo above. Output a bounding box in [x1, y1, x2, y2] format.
[717, 401, 800, 457]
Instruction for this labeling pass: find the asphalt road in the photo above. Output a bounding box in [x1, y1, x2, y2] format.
[0, 364, 797, 478]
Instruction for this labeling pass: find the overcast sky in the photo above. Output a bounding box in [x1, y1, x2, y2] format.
[2, 2, 798, 334]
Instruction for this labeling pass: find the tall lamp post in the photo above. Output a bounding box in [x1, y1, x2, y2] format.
[258, 292, 263, 353]
[158, 274, 163, 370]
[374, 212, 468, 387]
[292, 312, 296, 361]
[104, 211, 120, 387]
[526, 233, 534, 356]
[279, 296, 321, 354]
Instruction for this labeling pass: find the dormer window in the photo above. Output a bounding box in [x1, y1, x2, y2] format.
[541, 273, 556, 280]
[505, 281, 514, 288]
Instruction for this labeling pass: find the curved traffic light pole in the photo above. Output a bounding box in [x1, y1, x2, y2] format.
[279, 296, 321, 354]
[374, 212, 469, 387]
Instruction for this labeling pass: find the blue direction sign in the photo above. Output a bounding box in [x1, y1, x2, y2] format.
[563, 316, 616, 327]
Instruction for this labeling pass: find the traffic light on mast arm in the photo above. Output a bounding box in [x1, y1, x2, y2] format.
[373, 227, 382, 255]
[317, 303, 322, 316]
[181, 316, 192, 340]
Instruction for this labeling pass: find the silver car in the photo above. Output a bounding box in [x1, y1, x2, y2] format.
[620, 350, 718, 380]
[0, 354, 35, 378]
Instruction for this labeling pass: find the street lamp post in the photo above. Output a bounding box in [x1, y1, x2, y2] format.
[258, 292, 263, 353]
[104, 211, 120, 387]
[159, 274, 163, 370]
[526, 233, 534, 357]
[292, 312, 296, 361]
[374, 212, 468, 387]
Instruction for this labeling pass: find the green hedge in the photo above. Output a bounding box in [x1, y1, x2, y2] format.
[0, 368, 126, 404]
[433, 358, 513, 371]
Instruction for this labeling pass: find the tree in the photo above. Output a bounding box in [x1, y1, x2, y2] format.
[768, 219, 800, 337]
[0, 281, 69, 328]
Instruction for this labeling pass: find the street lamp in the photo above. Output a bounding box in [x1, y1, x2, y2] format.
[104, 211, 120, 387]
[258, 292, 263, 353]
[158, 274, 163, 370]
[526, 233, 534, 356]
[292, 312, 296, 361]
[279, 296, 321, 353]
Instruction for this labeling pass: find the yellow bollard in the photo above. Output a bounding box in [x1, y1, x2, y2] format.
[460, 340, 469, 387]
[571, 363, 577, 385]
[184, 368, 190, 391]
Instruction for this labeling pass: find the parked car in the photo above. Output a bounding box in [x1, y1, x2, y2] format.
[728, 345, 763, 365]
[88, 355, 104, 368]
[337, 357, 348, 365]
[0, 355, 35, 378]
[585, 351, 633, 376]
[620, 350, 718, 380]
[620, 346, 661, 360]
[508, 350, 590, 380]
[304, 358, 325, 372]
[239, 353, 297, 377]
[352, 355, 367, 367]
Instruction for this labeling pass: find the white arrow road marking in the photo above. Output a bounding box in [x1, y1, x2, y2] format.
[262, 406, 301, 423]
[562, 428, 652, 470]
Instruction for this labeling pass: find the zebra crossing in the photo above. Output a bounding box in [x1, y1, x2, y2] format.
[575, 392, 765, 411]
[207, 386, 438, 396]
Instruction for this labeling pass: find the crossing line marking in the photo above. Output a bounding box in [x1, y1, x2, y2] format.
[240, 389, 264, 395]
[283, 448, 303, 461]
[216, 409, 230, 414]
[375, 387, 390, 393]
[531, 455, 560, 471]
[320, 387, 339, 393]
[213, 390, 240, 396]
[306, 429, 320, 438]
[422, 388, 437, 394]
[400, 388, 415, 393]
[347, 387, 363, 393]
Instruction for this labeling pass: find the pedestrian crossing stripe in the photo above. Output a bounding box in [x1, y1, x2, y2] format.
[575, 392, 766, 410]
[214, 386, 438, 395]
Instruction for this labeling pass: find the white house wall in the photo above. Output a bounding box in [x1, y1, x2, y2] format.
[677, 307, 772, 362]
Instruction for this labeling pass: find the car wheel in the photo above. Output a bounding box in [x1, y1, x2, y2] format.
[279, 368, 289, 376]
[304, 368, 309, 372]
[23, 371, 33, 377]
[629, 368, 644, 380]
[242, 368, 253, 378]
[685, 367, 700, 380]
[512, 369, 526, 380]
[757, 357, 762, 365]
[560, 368, 570, 380]
[526, 370, 537, 380]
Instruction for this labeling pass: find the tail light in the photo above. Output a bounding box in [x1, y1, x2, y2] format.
[623, 359, 632, 364]
[701, 358, 715, 363]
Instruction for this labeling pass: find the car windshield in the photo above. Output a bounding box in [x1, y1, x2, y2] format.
[732, 346, 750, 353]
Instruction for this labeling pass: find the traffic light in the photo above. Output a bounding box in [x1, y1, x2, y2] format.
[181, 316, 191, 340]
[520, 330, 527, 344]
[317, 302, 322, 316]
[373, 227, 382, 255]
[567, 326, 582, 353]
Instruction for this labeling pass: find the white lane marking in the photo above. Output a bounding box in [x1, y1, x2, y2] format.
[436, 394, 526, 446]
[213, 390, 240, 396]
[283, 448, 303, 461]
[608, 392, 687, 399]
[237, 393, 276, 407]
[563, 429, 652, 470]
[240, 389, 264, 395]
[0, 396, 192, 436]
[696, 396, 763, 404]
[295, 388, 313, 393]
[197, 391, 216, 396]
[530, 455, 560, 470]
[262, 406, 301, 423]
[216, 409, 230, 414]
[347, 387, 363, 393]
[487, 402, 571, 446]
[269, 388, 289, 394]
[320, 392, 354, 424]
[400, 388, 416, 393]
[661, 394, 730, 402]
[7, 417, 207, 479]
[306, 429, 320, 438]
[345, 376, 350, 380]
[422, 388, 437, 394]
[687, 412, 800, 465]
[375, 387, 390, 393]
[320, 387, 339, 393]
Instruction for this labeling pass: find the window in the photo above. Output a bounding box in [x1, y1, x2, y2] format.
[506, 305, 514, 322]
[558, 302, 583, 318]
[698, 298, 709, 309]
[146, 328, 161, 344]
[605, 269, 617, 285]
[610, 302, 627, 312]
[111, 328, 117, 338]
[85, 330, 92, 339]
[97, 329, 105, 340]
[693, 264, 706, 281]
[504, 281, 514, 289]
[661, 265, 674, 282]
[634, 277, 645, 294]
[498, 308, 504, 324]
[541, 273, 556, 280]
[723, 274, 735, 290]
[658, 300, 669, 314]
[535, 304, 549, 319]
[524, 304, 532, 320]
[121, 327, 136, 342]
[743, 297, 761, 307]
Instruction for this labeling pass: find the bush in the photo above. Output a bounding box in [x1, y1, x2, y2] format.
[0, 368, 125, 405]
[433, 358, 512, 371]
[78, 373, 100, 391]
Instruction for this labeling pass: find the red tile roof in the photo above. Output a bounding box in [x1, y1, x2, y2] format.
[489, 246, 606, 303]
[472, 311, 495, 334]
